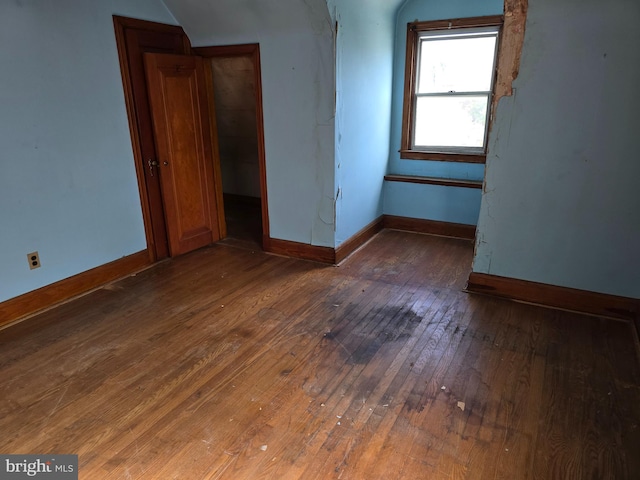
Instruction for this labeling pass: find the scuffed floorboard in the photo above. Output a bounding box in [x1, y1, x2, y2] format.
[1, 230, 638, 479]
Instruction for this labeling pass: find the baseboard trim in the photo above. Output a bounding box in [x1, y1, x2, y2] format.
[335, 216, 384, 264]
[264, 216, 385, 265]
[0, 250, 151, 329]
[383, 215, 476, 240]
[264, 238, 335, 264]
[264, 216, 474, 265]
[466, 272, 640, 323]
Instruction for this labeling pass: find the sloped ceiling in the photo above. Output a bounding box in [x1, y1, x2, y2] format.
[327, 0, 405, 19]
[161, 0, 331, 43]
[160, 0, 406, 43]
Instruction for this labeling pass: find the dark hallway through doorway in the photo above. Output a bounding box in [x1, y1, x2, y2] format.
[222, 193, 262, 249]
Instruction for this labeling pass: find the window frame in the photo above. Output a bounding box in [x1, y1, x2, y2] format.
[400, 15, 504, 163]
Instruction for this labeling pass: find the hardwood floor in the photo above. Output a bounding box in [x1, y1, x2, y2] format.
[1, 230, 638, 479]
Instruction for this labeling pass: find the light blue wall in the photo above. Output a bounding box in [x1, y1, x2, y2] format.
[0, 0, 177, 303]
[474, 0, 640, 298]
[8, 0, 633, 307]
[328, 0, 398, 246]
[162, 0, 337, 247]
[384, 0, 503, 225]
[385, 182, 482, 225]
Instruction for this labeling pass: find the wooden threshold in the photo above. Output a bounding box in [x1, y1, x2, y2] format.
[0, 250, 151, 329]
[466, 272, 640, 324]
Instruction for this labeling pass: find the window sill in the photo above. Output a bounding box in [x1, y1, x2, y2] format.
[399, 149, 486, 164]
[384, 174, 483, 189]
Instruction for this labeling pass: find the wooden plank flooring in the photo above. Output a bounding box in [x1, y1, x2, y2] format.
[1, 229, 639, 479]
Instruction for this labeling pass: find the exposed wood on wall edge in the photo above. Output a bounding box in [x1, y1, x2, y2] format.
[0, 251, 151, 330]
[492, 0, 528, 117]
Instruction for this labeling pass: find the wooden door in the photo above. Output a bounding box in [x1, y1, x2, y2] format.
[113, 17, 192, 260]
[144, 53, 220, 256]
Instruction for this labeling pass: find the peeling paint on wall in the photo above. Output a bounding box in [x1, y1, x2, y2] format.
[475, 0, 640, 298]
[492, 0, 528, 117]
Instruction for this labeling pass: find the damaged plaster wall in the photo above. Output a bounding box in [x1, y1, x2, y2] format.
[162, 0, 336, 247]
[328, 0, 398, 246]
[384, 0, 503, 226]
[473, 0, 640, 298]
[0, 0, 176, 303]
[490, 0, 527, 119]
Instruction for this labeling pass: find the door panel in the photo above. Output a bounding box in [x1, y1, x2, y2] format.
[144, 53, 220, 256]
[125, 29, 187, 260]
[114, 17, 191, 260]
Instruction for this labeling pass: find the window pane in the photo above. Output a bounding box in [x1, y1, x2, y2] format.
[414, 95, 488, 149]
[418, 35, 497, 93]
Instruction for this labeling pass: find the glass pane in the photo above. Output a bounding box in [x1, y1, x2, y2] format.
[414, 95, 488, 149]
[417, 34, 497, 93]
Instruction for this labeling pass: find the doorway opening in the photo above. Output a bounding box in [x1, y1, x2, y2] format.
[206, 53, 263, 249]
[114, 16, 269, 261]
[195, 44, 269, 251]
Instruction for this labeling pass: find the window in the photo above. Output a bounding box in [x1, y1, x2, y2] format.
[400, 16, 503, 163]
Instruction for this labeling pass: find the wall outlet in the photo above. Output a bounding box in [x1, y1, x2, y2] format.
[27, 251, 41, 270]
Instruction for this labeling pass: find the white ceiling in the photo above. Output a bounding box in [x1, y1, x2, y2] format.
[160, 0, 407, 44]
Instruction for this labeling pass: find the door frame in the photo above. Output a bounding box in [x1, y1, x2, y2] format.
[114, 17, 270, 255]
[113, 16, 192, 262]
[193, 44, 270, 249]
